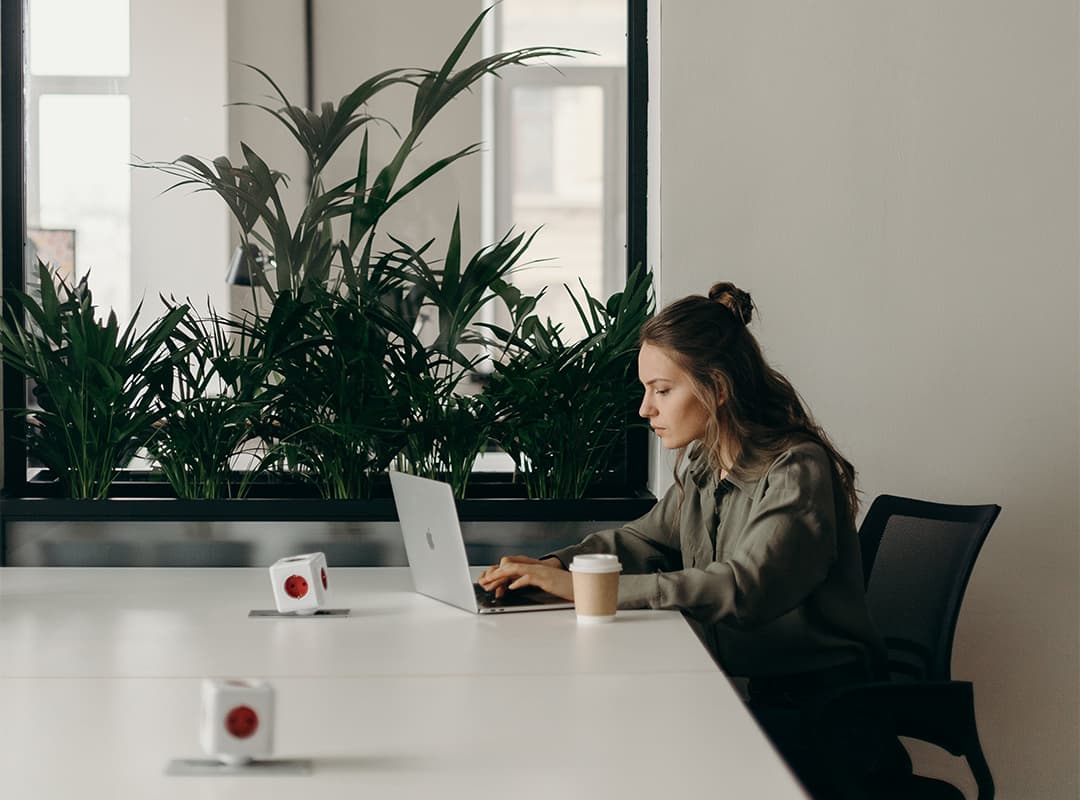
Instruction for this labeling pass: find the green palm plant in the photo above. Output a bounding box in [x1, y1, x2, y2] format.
[0, 262, 192, 498]
[390, 209, 539, 496]
[189, 237, 433, 500]
[401, 391, 494, 499]
[485, 265, 653, 499]
[393, 338, 496, 498]
[146, 303, 265, 499]
[244, 286, 417, 499]
[141, 6, 583, 301]
[401, 208, 540, 368]
[131, 7, 585, 498]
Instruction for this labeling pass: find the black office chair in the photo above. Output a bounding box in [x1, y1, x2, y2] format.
[808, 494, 1001, 800]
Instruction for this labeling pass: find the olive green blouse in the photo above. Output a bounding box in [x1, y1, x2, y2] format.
[547, 442, 885, 678]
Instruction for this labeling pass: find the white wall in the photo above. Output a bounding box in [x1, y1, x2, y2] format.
[226, 0, 307, 314]
[658, 2, 1079, 798]
[312, 0, 484, 265]
[130, 0, 229, 318]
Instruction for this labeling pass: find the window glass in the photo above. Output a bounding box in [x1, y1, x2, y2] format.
[37, 94, 131, 317]
[502, 0, 626, 66]
[14, 1, 639, 487]
[492, 0, 627, 341]
[28, 0, 130, 77]
[510, 85, 605, 340]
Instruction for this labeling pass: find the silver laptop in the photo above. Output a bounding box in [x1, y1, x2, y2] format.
[389, 471, 575, 614]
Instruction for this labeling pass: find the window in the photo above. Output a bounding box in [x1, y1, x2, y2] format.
[26, 0, 131, 318]
[1, 0, 648, 495]
[487, 0, 627, 341]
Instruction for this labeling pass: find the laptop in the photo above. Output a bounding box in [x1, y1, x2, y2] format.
[389, 471, 575, 614]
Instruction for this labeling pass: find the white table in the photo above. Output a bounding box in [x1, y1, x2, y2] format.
[0, 568, 807, 799]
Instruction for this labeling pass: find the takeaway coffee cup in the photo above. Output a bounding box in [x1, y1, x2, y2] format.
[569, 554, 622, 623]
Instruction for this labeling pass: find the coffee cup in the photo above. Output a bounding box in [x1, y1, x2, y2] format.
[569, 554, 622, 623]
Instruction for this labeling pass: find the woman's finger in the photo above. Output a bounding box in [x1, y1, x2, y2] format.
[508, 574, 533, 591]
[499, 555, 530, 568]
[479, 572, 508, 589]
[480, 564, 527, 589]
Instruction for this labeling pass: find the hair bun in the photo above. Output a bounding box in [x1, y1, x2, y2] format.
[707, 282, 754, 326]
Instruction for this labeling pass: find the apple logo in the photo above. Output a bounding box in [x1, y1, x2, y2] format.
[425, 529, 435, 550]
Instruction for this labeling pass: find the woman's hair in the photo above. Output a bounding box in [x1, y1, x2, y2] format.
[639, 282, 859, 526]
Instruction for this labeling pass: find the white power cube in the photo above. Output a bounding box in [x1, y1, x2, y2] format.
[199, 678, 274, 764]
[269, 552, 330, 615]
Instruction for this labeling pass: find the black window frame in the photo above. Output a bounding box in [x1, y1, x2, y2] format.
[0, 0, 649, 499]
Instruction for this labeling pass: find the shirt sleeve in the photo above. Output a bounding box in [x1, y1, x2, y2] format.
[618, 447, 839, 628]
[544, 481, 684, 575]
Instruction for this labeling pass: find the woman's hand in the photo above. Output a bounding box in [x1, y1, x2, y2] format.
[477, 555, 573, 600]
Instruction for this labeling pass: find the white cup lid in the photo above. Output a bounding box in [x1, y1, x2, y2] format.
[569, 554, 622, 574]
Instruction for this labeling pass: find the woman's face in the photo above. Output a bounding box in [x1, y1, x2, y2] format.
[637, 342, 712, 450]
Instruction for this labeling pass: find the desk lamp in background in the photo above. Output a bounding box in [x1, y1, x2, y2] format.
[226, 244, 272, 287]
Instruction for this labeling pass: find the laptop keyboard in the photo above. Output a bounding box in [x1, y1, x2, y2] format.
[473, 583, 567, 608]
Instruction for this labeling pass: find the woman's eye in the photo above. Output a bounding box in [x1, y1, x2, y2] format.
[655, 389, 669, 396]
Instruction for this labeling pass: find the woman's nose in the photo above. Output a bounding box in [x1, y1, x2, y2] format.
[639, 396, 654, 418]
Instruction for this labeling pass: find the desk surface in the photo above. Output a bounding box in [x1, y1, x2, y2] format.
[0, 568, 806, 799]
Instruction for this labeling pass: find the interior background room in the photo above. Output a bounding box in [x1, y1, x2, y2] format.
[9, 1, 1079, 798]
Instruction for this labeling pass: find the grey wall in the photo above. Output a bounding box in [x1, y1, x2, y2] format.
[657, 1, 1079, 797]
[312, 0, 484, 266]
[226, 0, 308, 315]
[130, 0, 229, 320]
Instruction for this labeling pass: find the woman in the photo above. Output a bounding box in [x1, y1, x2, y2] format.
[479, 282, 895, 796]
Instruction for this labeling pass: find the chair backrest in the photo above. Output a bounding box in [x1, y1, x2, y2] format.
[858, 494, 1000, 683]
